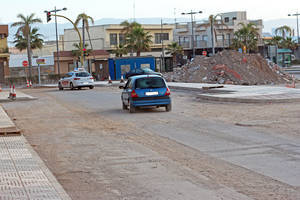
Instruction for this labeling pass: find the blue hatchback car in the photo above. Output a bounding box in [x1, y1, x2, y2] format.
[120, 75, 172, 113]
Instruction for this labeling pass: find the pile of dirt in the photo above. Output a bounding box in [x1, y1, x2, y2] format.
[164, 50, 292, 85]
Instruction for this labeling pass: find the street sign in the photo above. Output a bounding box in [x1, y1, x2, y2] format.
[243, 46, 247, 54]
[202, 51, 207, 56]
[22, 60, 28, 67]
[36, 58, 46, 64]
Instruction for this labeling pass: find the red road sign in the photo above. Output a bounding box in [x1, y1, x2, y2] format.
[36, 59, 45, 64]
[22, 60, 28, 67]
[202, 51, 207, 56]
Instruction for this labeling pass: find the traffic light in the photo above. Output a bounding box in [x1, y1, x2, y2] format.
[46, 12, 51, 23]
[83, 48, 89, 56]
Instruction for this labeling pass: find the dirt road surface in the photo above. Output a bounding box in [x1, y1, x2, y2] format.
[3, 87, 300, 200]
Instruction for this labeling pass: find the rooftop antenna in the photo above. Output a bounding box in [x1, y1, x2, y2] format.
[174, 8, 177, 24]
[133, 0, 136, 22]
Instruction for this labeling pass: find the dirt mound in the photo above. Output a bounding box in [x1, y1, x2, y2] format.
[164, 50, 292, 85]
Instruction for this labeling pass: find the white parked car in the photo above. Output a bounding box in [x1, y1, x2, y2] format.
[58, 69, 94, 90]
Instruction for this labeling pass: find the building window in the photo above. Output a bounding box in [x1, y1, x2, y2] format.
[202, 35, 208, 41]
[232, 17, 237, 21]
[119, 34, 125, 45]
[110, 33, 117, 46]
[224, 17, 229, 23]
[155, 33, 169, 44]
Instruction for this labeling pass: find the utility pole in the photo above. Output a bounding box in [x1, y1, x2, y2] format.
[288, 12, 300, 44]
[161, 19, 165, 72]
[45, 7, 67, 76]
[182, 10, 202, 59]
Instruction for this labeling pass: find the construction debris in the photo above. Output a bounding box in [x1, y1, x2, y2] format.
[164, 50, 293, 85]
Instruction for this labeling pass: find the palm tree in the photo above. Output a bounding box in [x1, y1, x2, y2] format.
[267, 36, 283, 46]
[199, 15, 228, 55]
[75, 13, 95, 61]
[126, 26, 153, 56]
[71, 43, 92, 59]
[232, 23, 259, 53]
[112, 44, 128, 57]
[13, 28, 44, 51]
[120, 20, 141, 35]
[275, 25, 292, 39]
[281, 37, 298, 50]
[11, 13, 42, 79]
[166, 42, 183, 67]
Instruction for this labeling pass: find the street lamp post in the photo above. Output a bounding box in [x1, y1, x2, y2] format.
[161, 19, 165, 72]
[182, 10, 202, 59]
[288, 12, 300, 44]
[45, 7, 67, 76]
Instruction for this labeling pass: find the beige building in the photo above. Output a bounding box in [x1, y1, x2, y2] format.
[174, 11, 263, 57]
[0, 25, 10, 82]
[10, 39, 64, 57]
[62, 24, 175, 71]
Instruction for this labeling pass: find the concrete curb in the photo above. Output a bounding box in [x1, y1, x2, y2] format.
[169, 86, 300, 103]
[197, 94, 300, 103]
[0, 97, 38, 103]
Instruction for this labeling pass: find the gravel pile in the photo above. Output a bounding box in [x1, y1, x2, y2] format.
[164, 50, 292, 85]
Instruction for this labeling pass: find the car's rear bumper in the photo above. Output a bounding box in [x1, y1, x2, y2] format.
[73, 82, 94, 87]
[131, 96, 171, 107]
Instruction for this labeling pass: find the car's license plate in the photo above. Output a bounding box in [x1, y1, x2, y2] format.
[83, 82, 88, 84]
[145, 91, 158, 96]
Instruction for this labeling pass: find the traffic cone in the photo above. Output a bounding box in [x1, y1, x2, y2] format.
[11, 85, 16, 100]
[108, 75, 112, 84]
[120, 75, 124, 83]
[29, 81, 32, 88]
[26, 80, 29, 88]
[286, 75, 296, 88]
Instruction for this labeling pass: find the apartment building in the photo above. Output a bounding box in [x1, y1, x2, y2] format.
[62, 24, 175, 71]
[174, 11, 263, 57]
[0, 25, 10, 83]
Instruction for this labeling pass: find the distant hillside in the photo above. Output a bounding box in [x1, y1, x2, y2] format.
[7, 18, 186, 46]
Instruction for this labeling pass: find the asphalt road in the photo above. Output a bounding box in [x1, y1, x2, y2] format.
[4, 87, 300, 200]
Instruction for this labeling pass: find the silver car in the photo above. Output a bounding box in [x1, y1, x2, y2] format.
[58, 71, 94, 90]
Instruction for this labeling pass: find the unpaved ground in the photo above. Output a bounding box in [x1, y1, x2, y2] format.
[2, 87, 300, 200]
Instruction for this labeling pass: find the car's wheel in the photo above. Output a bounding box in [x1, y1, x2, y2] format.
[58, 83, 63, 90]
[122, 102, 127, 110]
[70, 82, 74, 90]
[129, 102, 136, 113]
[89, 86, 94, 89]
[166, 103, 172, 112]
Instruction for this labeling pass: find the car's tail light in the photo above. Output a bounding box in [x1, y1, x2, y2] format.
[90, 77, 94, 80]
[165, 88, 171, 96]
[131, 90, 138, 98]
[74, 78, 80, 80]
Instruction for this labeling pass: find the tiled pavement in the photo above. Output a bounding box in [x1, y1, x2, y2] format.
[0, 136, 71, 200]
[0, 106, 71, 200]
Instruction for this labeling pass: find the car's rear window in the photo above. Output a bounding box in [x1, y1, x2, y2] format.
[76, 72, 90, 77]
[135, 77, 166, 89]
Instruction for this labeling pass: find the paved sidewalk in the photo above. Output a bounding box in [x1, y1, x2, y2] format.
[0, 106, 71, 199]
[0, 90, 37, 103]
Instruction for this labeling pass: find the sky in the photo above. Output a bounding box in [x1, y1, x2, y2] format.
[0, 0, 299, 24]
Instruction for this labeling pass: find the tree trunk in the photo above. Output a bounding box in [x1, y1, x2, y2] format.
[86, 28, 96, 61]
[137, 51, 140, 57]
[173, 54, 176, 67]
[26, 33, 32, 80]
[211, 23, 215, 55]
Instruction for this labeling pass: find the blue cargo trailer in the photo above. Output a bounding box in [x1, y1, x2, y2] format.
[108, 57, 155, 80]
